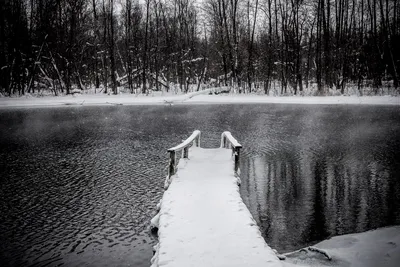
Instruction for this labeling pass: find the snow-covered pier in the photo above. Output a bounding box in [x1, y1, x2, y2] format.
[151, 131, 282, 267]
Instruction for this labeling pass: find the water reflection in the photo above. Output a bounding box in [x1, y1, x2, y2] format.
[240, 105, 400, 252]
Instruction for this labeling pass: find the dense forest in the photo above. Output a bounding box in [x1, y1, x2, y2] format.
[1, 0, 399, 96]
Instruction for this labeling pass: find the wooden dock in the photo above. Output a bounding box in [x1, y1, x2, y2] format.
[150, 131, 282, 267]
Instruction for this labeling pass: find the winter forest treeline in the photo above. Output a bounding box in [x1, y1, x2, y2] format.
[1, 0, 399, 96]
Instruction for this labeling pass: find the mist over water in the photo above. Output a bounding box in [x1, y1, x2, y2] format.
[0, 104, 399, 266]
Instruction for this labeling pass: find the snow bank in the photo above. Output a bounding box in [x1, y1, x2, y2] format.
[282, 226, 400, 267]
[0, 91, 399, 108]
[185, 94, 400, 106]
[151, 147, 282, 267]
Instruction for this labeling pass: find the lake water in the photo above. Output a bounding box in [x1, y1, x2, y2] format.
[0, 104, 399, 266]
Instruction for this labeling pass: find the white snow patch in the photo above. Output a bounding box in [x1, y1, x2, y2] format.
[282, 226, 400, 267]
[150, 213, 160, 230]
[236, 175, 242, 186]
[164, 174, 172, 190]
[156, 200, 162, 212]
[2, 90, 398, 108]
[185, 94, 400, 106]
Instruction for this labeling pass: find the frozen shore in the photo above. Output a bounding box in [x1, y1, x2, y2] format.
[282, 226, 400, 267]
[0, 92, 399, 108]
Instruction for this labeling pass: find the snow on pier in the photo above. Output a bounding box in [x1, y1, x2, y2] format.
[151, 131, 282, 267]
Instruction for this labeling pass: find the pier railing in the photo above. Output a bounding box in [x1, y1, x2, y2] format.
[167, 130, 201, 177]
[221, 131, 242, 172]
[166, 130, 242, 178]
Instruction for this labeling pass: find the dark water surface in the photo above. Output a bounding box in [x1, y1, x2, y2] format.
[0, 104, 399, 266]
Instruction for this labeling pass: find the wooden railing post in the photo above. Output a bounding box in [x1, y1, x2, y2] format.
[183, 147, 189, 158]
[195, 132, 201, 147]
[221, 131, 242, 173]
[169, 151, 176, 177]
[221, 136, 227, 148]
[234, 147, 241, 172]
[167, 130, 201, 178]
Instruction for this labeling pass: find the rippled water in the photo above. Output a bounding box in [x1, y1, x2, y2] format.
[0, 104, 399, 266]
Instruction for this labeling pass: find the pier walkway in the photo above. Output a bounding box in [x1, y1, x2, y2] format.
[150, 131, 282, 267]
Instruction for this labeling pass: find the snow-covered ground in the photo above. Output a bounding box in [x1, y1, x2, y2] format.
[0, 90, 399, 108]
[282, 226, 400, 267]
[186, 94, 400, 105]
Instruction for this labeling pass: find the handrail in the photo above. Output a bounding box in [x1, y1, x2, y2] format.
[221, 131, 242, 172]
[167, 130, 201, 178]
[167, 130, 201, 152]
[220, 131, 242, 149]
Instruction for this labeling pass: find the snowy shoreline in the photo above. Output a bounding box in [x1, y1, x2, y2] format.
[282, 226, 400, 267]
[0, 93, 399, 108]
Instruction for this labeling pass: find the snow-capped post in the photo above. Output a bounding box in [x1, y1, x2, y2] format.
[234, 147, 241, 173]
[169, 151, 176, 177]
[194, 132, 201, 147]
[221, 135, 227, 148]
[220, 131, 242, 173]
[183, 147, 188, 158]
[167, 130, 201, 178]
